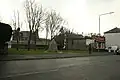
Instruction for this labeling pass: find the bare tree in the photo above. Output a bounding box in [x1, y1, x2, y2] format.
[24, 0, 34, 50]
[45, 10, 65, 40]
[12, 10, 22, 50]
[24, 0, 45, 50]
[45, 13, 50, 45]
[33, 6, 45, 50]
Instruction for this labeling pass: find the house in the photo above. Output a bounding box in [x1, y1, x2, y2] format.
[66, 33, 86, 50]
[14, 31, 39, 41]
[20, 31, 30, 41]
[12, 31, 39, 43]
[86, 39, 94, 46]
[55, 32, 87, 50]
[104, 27, 120, 48]
[93, 36, 105, 50]
[55, 31, 106, 51]
[11, 31, 50, 49]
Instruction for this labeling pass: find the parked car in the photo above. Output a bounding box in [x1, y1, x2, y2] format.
[116, 48, 120, 55]
[106, 46, 119, 55]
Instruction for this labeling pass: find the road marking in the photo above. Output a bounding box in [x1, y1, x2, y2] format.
[0, 63, 82, 79]
[0, 57, 91, 79]
[0, 69, 58, 79]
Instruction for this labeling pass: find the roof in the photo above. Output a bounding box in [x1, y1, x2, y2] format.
[104, 27, 120, 34]
[54, 33, 83, 41]
[39, 38, 51, 41]
[65, 33, 83, 39]
[21, 31, 30, 33]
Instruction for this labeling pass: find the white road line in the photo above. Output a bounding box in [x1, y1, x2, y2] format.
[0, 69, 59, 79]
[0, 63, 80, 79]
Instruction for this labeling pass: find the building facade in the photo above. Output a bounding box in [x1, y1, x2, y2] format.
[104, 27, 120, 48]
[11, 31, 50, 49]
[55, 32, 87, 50]
[93, 36, 105, 50]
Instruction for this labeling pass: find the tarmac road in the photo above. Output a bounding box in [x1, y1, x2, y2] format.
[0, 55, 120, 80]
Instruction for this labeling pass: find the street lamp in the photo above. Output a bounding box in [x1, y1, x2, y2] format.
[99, 12, 114, 35]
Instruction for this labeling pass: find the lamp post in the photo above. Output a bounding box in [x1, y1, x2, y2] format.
[98, 12, 114, 52]
[99, 12, 114, 35]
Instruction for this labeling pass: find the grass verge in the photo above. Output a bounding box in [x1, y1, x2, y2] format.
[8, 48, 88, 55]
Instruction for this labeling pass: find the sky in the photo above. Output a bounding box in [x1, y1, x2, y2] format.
[0, 0, 120, 38]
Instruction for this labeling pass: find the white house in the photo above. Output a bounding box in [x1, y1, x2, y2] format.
[86, 39, 94, 45]
[104, 27, 120, 48]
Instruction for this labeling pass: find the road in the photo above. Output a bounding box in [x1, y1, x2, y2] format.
[0, 55, 120, 80]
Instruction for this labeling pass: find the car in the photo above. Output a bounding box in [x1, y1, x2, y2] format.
[116, 48, 120, 55]
[106, 46, 119, 55]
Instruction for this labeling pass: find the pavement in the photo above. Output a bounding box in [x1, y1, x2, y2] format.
[0, 55, 120, 80]
[0, 52, 114, 61]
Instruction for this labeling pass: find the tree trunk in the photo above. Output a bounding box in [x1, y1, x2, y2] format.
[16, 37, 19, 51]
[51, 32, 53, 40]
[16, 31, 19, 51]
[45, 37, 47, 45]
[46, 32, 48, 45]
[28, 30, 32, 51]
[34, 32, 36, 50]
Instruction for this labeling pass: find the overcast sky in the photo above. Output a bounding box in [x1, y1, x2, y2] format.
[0, 0, 120, 37]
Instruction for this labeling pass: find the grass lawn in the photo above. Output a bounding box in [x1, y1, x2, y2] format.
[62, 50, 88, 53]
[8, 48, 88, 55]
[8, 48, 56, 55]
